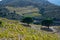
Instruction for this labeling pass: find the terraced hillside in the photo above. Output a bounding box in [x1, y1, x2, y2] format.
[6, 6, 41, 17]
[0, 0, 60, 40]
[0, 0, 60, 19]
[0, 17, 59, 40]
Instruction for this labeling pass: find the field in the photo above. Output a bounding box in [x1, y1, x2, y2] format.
[6, 6, 41, 17]
[0, 17, 59, 40]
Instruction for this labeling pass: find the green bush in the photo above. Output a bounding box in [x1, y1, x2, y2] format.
[0, 21, 5, 27]
[21, 17, 33, 25]
[41, 19, 53, 29]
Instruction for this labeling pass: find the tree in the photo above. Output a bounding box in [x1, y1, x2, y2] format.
[41, 19, 53, 29]
[0, 21, 2, 24]
[21, 17, 33, 26]
[0, 21, 3, 27]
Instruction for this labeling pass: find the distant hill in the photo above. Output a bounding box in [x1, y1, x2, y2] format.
[0, 0, 52, 7]
[0, 0, 60, 19]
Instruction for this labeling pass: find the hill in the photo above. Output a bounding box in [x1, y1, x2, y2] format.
[6, 6, 41, 17]
[0, 0, 60, 19]
[0, 17, 59, 40]
[0, 0, 60, 40]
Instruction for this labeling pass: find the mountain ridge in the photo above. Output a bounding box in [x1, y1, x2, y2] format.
[0, 0, 60, 19]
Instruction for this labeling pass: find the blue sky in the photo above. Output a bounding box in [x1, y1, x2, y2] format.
[48, 0, 60, 6]
[0, 0, 2, 1]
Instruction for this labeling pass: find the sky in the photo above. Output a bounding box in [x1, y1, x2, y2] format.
[48, 0, 60, 6]
[0, 0, 2, 1]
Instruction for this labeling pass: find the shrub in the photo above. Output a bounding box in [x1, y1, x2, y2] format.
[41, 19, 53, 29]
[0, 21, 5, 27]
[21, 17, 33, 25]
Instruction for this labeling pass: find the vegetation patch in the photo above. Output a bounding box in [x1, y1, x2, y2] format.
[0, 17, 59, 40]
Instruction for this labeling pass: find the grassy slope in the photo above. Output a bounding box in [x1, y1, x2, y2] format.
[0, 17, 59, 40]
[6, 6, 41, 17]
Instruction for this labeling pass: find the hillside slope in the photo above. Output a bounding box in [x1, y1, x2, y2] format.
[1, 0, 60, 19]
[0, 17, 59, 40]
